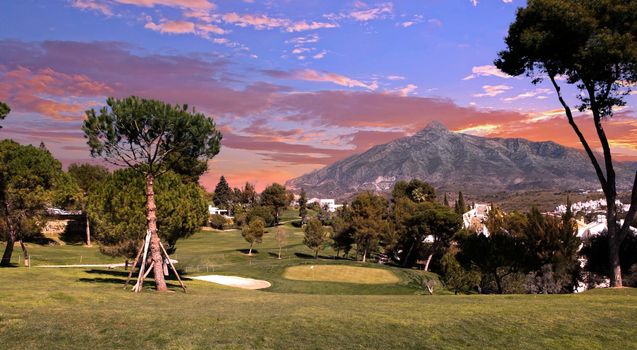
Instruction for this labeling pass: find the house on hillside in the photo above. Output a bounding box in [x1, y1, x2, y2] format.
[308, 198, 343, 212]
[462, 203, 491, 236]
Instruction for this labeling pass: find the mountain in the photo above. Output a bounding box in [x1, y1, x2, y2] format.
[286, 121, 636, 200]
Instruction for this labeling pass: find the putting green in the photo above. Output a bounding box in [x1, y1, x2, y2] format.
[283, 265, 401, 284]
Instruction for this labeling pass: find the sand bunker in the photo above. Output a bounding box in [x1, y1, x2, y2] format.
[191, 275, 271, 289]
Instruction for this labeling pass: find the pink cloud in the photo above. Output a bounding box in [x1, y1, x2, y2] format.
[222, 13, 337, 32]
[463, 65, 512, 80]
[71, 0, 114, 16]
[265, 69, 378, 90]
[114, 0, 215, 10]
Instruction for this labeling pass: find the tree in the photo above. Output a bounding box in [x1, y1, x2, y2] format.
[298, 188, 308, 224]
[351, 192, 389, 262]
[495, 0, 637, 287]
[0, 140, 68, 266]
[443, 193, 450, 207]
[246, 205, 276, 227]
[304, 218, 329, 259]
[88, 169, 208, 258]
[274, 226, 287, 259]
[523, 207, 581, 293]
[392, 179, 436, 203]
[241, 217, 265, 256]
[82, 96, 222, 291]
[241, 182, 257, 206]
[0, 101, 10, 128]
[68, 163, 110, 246]
[331, 206, 355, 258]
[456, 207, 527, 294]
[455, 191, 466, 215]
[441, 248, 481, 294]
[260, 183, 289, 224]
[213, 176, 233, 209]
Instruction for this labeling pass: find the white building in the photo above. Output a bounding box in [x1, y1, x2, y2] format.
[208, 205, 228, 216]
[307, 198, 343, 212]
[462, 203, 491, 236]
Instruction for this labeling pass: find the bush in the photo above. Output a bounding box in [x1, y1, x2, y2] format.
[209, 214, 227, 230]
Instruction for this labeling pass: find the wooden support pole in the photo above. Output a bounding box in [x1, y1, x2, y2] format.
[124, 240, 145, 289]
[133, 231, 152, 293]
[159, 241, 187, 293]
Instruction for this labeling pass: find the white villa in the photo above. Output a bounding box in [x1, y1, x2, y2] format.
[462, 203, 491, 236]
[208, 205, 228, 216]
[307, 198, 343, 213]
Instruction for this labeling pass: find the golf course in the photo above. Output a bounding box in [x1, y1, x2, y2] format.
[1, 217, 636, 350]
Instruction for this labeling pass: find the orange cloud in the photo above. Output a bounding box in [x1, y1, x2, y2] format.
[265, 69, 378, 90]
[0, 66, 113, 120]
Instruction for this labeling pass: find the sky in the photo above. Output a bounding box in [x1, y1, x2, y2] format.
[1, 0, 636, 192]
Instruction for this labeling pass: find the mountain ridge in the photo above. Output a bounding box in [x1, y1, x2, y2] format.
[285, 122, 637, 200]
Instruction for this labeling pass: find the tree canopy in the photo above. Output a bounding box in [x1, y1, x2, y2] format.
[0, 140, 69, 266]
[260, 183, 289, 224]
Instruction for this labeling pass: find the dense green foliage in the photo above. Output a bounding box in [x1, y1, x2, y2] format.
[350, 192, 389, 262]
[298, 188, 307, 224]
[0, 140, 70, 266]
[582, 232, 637, 287]
[260, 183, 289, 224]
[87, 169, 207, 257]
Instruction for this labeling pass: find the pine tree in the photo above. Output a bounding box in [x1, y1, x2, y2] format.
[213, 176, 233, 209]
[299, 188, 307, 224]
[455, 191, 466, 215]
[443, 193, 449, 207]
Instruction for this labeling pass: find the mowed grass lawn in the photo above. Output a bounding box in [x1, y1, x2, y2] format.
[1, 225, 636, 349]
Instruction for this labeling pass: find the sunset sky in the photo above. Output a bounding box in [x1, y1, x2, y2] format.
[1, 0, 636, 191]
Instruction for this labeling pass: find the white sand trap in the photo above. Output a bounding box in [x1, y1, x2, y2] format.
[191, 275, 271, 290]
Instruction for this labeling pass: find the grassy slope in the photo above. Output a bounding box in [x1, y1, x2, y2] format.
[1, 224, 636, 349]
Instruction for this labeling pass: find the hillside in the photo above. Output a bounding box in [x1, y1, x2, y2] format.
[286, 122, 637, 200]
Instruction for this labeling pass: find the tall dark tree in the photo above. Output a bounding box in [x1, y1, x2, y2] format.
[0, 140, 68, 266]
[331, 206, 355, 258]
[495, 0, 637, 287]
[213, 176, 233, 209]
[260, 183, 289, 224]
[82, 96, 222, 291]
[455, 191, 466, 215]
[68, 163, 110, 246]
[443, 193, 450, 207]
[0, 101, 10, 129]
[298, 188, 307, 224]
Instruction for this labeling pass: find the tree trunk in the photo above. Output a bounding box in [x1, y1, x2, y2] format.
[145, 174, 167, 292]
[19, 239, 29, 267]
[278, 246, 282, 259]
[494, 273, 503, 294]
[1, 236, 14, 267]
[403, 239, 416, 267]
[315, 250, 318, 259]
[424, 254, 433, 272]
[606, 198, 623, 287]
[1, 199, 16, 267]
[85, 212, 91, 247]
[248, 242, 253, 256]
[362, 248, 367, 263]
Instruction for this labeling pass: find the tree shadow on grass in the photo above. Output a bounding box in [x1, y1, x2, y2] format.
[78, 268, 193, 287]
[236, 248, 259, 255]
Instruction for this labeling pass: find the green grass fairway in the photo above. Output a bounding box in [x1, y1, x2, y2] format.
[1, 228, 637, 349]
[283, 265, 401, 284]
